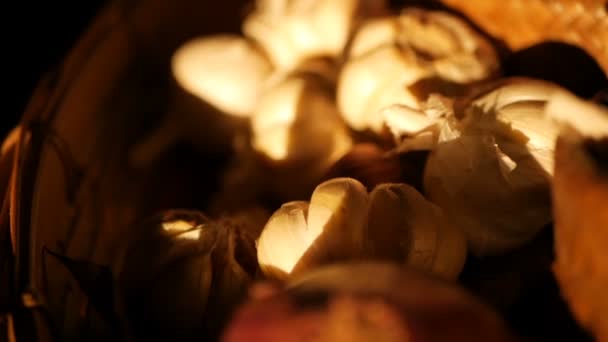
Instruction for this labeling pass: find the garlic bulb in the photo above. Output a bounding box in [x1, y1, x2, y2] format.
[116, 210, 258, 341]
[243, 0, 387, 70]
[172, 34, 273, 117]
[338, 8, 499, 133]
[383, 78, 565, 256]
[257, 177, 467, 280]
[366, 183, 467, 280]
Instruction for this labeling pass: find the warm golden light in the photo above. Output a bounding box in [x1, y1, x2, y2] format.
[162, 220, 202, 240]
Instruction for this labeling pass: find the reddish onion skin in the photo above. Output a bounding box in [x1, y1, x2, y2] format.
[222, 263, 515, 342]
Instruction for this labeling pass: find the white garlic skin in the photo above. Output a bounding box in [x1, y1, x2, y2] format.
[172, 34, 273, 117]
[418, 79, 566, 256]
[243, 0, 388, 70]
[366, 183, 467, 280]
[338, 8, 499, 133]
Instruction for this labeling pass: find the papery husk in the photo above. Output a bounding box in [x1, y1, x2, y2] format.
[386, 79, 562, 256]
[116, 210, 258, 341]
[553, 133, 608, 341]
[256, 178, 370, 280]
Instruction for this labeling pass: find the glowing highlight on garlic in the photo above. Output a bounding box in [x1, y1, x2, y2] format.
[172, 35, 273, 117]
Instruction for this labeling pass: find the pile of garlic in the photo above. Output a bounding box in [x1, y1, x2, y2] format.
[120, 0, 608, 340]
[147, 0, 608, 283]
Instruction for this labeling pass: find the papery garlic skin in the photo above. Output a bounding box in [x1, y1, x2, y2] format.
[338, 9, 499, 133]
[116, 210, 258, 340]
[366, 183, 467, 280]
[243, 0, 387, 70]
[256, 178, 369, 280]
[251, 72, 352, 167]
[424, 134, 553, 256]
[467, 80, 563, 176]
[383, 79, 565, 255]
[172, 34, 273, 117]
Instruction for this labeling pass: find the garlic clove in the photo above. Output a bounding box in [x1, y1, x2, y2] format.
[338, 45, 430, 132]
[171, 34, 273, 117]
[243, 0, 387, 70]
[256, 201, 311, 280]
[298, 177, 370, 271]
[347, 17, 400, 59]
[366, 183, 467, 280]
[466, 79, 567, 176]
[307, 177, 369, 249]
[256, 178, 370, 280]
[397, 8, 499, 83]
[252, 73, 351, 165]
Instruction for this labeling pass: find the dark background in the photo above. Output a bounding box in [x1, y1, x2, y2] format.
[5, 1, 107, 138]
